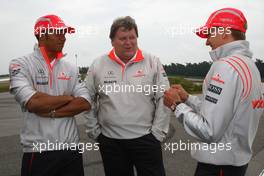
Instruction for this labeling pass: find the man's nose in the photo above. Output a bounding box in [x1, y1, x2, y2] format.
[124, 39, 132, 46]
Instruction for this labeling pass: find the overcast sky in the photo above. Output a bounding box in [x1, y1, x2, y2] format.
[1, 0, 263, 75]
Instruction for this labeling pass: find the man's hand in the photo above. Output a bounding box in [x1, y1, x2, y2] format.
[171, 84, 189, 102]
[164, 88, 182, 111]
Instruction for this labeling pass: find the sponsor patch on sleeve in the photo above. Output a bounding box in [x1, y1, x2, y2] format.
[205, 95, 218, 104]
[207, 84, 222, 95]
[10, 64, 21, 76]
[211, 73, 225, 84]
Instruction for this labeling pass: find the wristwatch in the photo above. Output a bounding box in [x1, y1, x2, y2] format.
[170, 103, 176, 112]
[170, 100, 181, 112]
[50, 109, 56, 118]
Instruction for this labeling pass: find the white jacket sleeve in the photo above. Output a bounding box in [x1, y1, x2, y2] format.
[9, 59, 37, 111]
[175, 61, 242, 143]
[185, 94, 202, 113]
[83, 63, 101, 140]
[151, 58, 171, 142]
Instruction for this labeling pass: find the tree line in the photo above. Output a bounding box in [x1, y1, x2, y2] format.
[79, 59, 264, 79]
[164, 59, 264, 79]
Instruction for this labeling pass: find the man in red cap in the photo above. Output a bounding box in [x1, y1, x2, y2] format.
[164, 8, 263, 176]
[9, 14, 91, 176]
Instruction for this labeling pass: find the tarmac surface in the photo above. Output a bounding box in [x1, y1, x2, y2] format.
[0, 92, 263, 176]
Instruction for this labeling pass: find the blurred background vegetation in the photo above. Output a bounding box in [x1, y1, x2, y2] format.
[2, 59, 264, 94]
[0, 81, 9, 93]
[168, 76, 202, 94]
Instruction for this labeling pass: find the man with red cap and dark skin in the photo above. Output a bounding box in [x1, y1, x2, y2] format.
[164, 8, 263, 176]
[9, 15, 91, 176]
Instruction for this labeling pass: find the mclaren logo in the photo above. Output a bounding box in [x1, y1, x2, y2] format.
[211, 74, 225, 84]
[57, 72, 71, 80]
[133, 70, 145, 77]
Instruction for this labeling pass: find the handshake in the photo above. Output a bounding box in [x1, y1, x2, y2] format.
[164, 84, 189, 111]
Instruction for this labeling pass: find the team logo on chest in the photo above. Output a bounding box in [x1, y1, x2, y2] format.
[104, 70, 116, 79]
[103, 70, 117, 83]
[133, 69, 145, 77]
[36, 68, 48, 85]
[57, 72, 71, 80]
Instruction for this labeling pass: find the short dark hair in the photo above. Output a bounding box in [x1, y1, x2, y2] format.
[230, 29, 246, 40]
[109, 16, 138, 40]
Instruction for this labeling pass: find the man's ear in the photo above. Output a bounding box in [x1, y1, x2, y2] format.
[222, 31, 227, 39]
[222, 28, 231, 39]
[38, 34, 47, 47]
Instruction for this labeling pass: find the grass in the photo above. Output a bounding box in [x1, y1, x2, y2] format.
[0, 81, 9, 93]
[168, 76, 202, 94]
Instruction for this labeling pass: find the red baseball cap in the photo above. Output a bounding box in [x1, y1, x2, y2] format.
[195, 8, 247, 38]
[34, 14, 75, 35]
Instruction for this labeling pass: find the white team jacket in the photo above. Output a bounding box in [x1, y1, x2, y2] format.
[84, 49, 171, 141]
[175, 40, 263, 166]
[9, 46, 90, 152]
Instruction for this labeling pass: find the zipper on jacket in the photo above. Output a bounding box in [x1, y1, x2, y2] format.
[40, 47, 58, 89]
